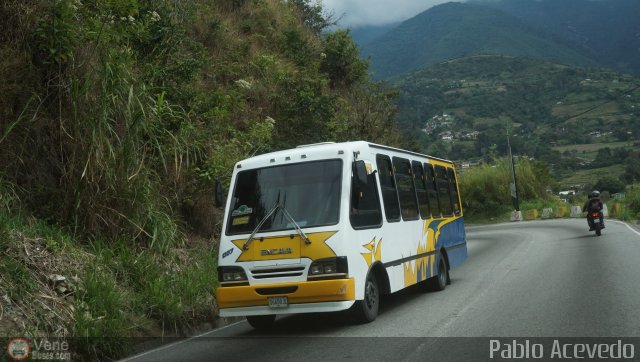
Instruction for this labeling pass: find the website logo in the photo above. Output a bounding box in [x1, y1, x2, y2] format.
[6, 338, 30, 361]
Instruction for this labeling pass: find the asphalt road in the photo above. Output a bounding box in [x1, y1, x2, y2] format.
[122, 219, 640, 362]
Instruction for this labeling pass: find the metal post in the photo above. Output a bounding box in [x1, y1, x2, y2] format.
[507, 125, 520, 211]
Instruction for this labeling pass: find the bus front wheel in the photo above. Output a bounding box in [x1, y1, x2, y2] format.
[246, 314, 276, 329]
[352, 272, 379, 323]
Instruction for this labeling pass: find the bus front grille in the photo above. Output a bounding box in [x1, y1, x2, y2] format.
[251, 266, 305, 279]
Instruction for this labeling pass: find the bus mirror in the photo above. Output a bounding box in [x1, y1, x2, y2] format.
[354, 160, 368, 186]
[215, 179, 224, 207]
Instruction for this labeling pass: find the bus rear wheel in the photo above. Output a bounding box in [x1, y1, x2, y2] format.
[352, 272, 379, 323]
[429, 254, 448, 292]
[246, 314, 276, 329]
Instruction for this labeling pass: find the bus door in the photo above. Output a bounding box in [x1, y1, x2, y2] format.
[350, 158, 384, 268]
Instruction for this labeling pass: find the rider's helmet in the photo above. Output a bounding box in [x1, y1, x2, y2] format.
[589, 190, 600, 198]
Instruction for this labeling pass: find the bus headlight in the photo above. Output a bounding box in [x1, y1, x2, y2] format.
[218, 266, 248, 286]
[308, 257, 348, 280]
[310, 264, 323, 275]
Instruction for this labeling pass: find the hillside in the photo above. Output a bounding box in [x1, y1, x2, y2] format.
[359, 2, 602, 79]
[0, 0, 402, 359]
[476, 0, 640, 76]
[393, 55, 640, 183]
[348, 22, 399, 46]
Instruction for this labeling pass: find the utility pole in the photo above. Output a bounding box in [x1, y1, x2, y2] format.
[507, 124, 520, 212]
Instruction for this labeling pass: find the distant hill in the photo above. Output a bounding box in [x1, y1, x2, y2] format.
[360, 2, 603, 79]
[393, 55, 640, 166]
[348, 22, 399, 47]
[476, 0, 640, 76]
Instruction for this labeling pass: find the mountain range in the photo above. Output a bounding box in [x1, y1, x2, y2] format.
[356, 0, 640, 79]
[346, 0, 640, 182]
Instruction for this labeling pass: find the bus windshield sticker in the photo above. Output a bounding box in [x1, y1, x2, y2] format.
[232, 205, 253, 217]
[232, 216, 250, 225]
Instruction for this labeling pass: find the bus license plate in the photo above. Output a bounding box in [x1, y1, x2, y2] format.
[268, 296, 288, 308]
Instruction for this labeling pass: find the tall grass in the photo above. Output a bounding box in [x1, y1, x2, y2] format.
[64, 47, 190, 252]
[624, 184, 640, 219]
[0, 0, 207, 252]
[0, 0, 402, 358]
[459, 157, 554, 218]
[74, 265, 133, 359]
[87, 239, 218, 335]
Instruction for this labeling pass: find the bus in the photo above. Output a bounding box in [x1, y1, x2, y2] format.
[216, 141, 467, 328]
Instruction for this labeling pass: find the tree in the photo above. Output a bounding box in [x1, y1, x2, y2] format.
[329, 82, 402, 146]
[320, 30, 368, 88]
[591, 147, 613, 168]
[290, 0, 336, 35]
[624, 156, 640, 183]
[594, 175, 625, 194]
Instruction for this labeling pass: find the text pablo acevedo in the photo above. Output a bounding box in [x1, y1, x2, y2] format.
[490, 339, 635, 360]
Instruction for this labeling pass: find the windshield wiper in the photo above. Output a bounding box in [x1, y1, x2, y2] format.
[243, 202, 280, 250]
[279, 206, 312, 246]
[243, 204, 311, 250]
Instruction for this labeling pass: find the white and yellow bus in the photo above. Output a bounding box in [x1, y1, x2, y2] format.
[216, 141, 467, 328]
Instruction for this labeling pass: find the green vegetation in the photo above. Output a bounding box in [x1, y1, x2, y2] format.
[0, 209, 218, 360]
[459, 157, 557, 220]
[366, 2, 640, 193]
[610, 185, 640, 221]
[392, 55, 640, 191]
[481, 0, 640, 76]
[0, 0, 402, 359]
[626, 186, 640, 219]
[552, 141, 637, 154]
[559, 165, 626, 189]
[353, 0, 640, 218]
[458, 156, 640, 224]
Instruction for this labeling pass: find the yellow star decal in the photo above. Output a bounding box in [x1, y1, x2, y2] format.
[231, 231, 338, 262]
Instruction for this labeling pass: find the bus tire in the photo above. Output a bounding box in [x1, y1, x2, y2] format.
[429, 254, 448, 292]
[352, 272, 379, 323]
[246, 314, 276, 329]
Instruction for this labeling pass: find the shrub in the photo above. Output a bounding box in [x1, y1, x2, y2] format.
[625, 184, 640, 219]
[459, 157, 554, 218]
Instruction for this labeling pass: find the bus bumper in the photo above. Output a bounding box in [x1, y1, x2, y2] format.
[217, 278, 355, 317]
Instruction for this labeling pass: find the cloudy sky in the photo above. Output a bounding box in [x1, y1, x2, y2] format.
[322, 0, 463, 28]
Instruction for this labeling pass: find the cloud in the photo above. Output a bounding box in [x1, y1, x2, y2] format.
[322, 0, 463, 28]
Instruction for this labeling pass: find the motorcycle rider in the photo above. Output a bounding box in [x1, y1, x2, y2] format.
[582, 190, 603, 231]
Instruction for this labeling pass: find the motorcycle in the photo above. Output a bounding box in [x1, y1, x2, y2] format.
[588, 211, 605, 236]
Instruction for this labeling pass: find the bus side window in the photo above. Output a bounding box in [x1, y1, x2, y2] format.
[448, 168, 461, 216]
[424, 163, 441, 218]
[393, 157, 419, 221]
[350, 164, 383, 229]
[412, 161, 431, 219]
[376, 155, 401, 222]
[435, 165, 453, 217]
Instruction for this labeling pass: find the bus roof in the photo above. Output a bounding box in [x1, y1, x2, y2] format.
[234, 141, 454, 170]
[366, 142, 453, 164]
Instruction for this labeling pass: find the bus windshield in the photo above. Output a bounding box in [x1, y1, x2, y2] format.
[226, 159, 342, 235]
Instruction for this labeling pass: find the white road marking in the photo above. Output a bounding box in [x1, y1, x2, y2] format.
[119, 319, 246, 361]
[611, 219, 640, 238]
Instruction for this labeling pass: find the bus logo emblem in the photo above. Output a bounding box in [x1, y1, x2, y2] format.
[222, 248, 234, 258]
